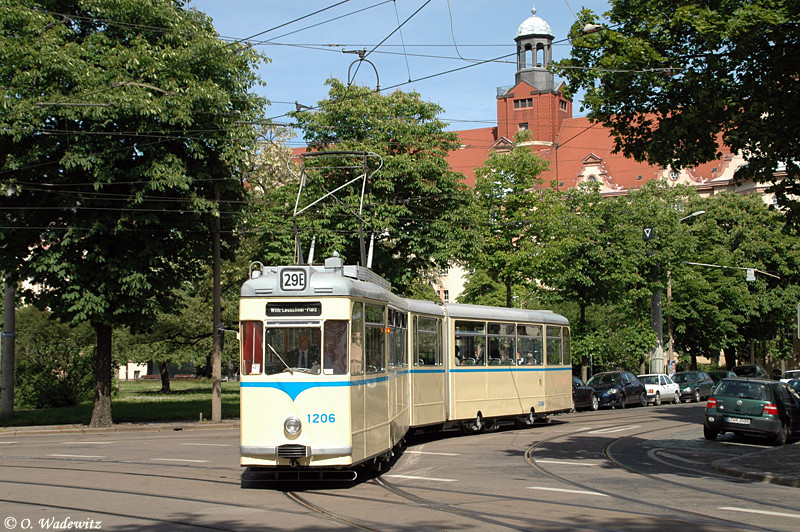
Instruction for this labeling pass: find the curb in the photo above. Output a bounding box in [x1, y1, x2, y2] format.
[710, 442, 800, 489]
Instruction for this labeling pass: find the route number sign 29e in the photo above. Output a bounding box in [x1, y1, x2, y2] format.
[280, 268, 307, 291]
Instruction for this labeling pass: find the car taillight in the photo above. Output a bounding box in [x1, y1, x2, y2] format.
[707, 397, 717, 409]
[763, 403, 779, 416]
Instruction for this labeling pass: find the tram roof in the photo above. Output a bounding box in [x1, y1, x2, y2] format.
[443, 303, 569, 326]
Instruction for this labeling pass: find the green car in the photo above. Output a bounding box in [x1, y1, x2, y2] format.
[704, 378, 800, 445]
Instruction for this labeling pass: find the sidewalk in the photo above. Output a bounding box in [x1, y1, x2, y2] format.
[711, 442, 800, 488]
[0, 419, 240, 436]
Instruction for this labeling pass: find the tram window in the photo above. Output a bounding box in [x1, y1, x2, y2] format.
[264, 326, 321, 375]
[564, 327, 571, 362]
[323, 320, 348, 375]
[546, 326, 563, 365]
[388, 308, 406, 368]
[240, 321, 264, 375]
[415, 317, 440, 366]
[488, 323, 514, 336]
[455, 320, 486, 366]
[351, 302, 364, 376]
[517, 324, 543, 365]
[455, 321, 485, 333]
[365, 304, 385, 373]
[488, 322, 516, 366]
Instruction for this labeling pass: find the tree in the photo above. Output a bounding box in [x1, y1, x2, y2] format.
[558, 1, 800, 223]
[0, 0, 265, 426]
[472, 130, 549, 307]
[673, 192, 800, 368]
[283, 79, 479, 293]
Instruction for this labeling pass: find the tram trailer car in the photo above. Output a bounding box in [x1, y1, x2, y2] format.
[239, 254, 571, 476]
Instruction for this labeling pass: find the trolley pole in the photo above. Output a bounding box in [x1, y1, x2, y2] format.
[1, 274, 15, 421]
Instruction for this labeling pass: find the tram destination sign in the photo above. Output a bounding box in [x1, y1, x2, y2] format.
[266, 302, 322, 317]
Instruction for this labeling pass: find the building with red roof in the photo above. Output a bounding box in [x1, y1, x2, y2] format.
[445, 4, 771, 202]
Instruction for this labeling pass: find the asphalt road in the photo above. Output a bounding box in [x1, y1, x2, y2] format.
[1, 403, 798, 531]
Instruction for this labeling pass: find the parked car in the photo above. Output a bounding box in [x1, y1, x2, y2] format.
[780, 370, 800, 383]
[572, 376, 599, 411]
[704, 378, 800, 445]
[672, 370, 715, 402]
[637, 373, 681, 405]
[788, 380, 800, 394]
[586, 371, 647, 409]
[708, 369, 736, 384]
[732, 364, 770, 379]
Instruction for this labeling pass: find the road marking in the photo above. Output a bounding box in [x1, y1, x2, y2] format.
[0, 441, 17, 445]
[385, 474, 457, 482]
[719, 507, 800, 519]
[180, 443, 230, 447]
[62, 441, 114, 445]
[527, 486, 608, 497]
[404, 450, 460, 456]
[536, 460, 598, 467]
[48, 454, 105, 459]
[652, 450, 704, 465]
[151, 458, 210, 463]
[587, 425, 641, 434]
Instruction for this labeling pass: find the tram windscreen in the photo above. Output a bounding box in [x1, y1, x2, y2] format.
[264, 326, 322, 375]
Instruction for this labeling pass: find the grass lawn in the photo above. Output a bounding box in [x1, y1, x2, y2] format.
[1, 379, 240, 427]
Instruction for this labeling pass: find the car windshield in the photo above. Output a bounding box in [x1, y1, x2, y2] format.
[733, 366, 759, 377]
[639, 376, 659, 385]
[784, 370, 800, 379]
[587, 373, 620, 387]
[672, 374, 695, 384]
[715, 380, 770, 401]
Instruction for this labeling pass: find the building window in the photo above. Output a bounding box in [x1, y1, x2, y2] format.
[518, 123, 529, 131]
[443, 290, 449, 303]
[514, 98, 532, 109]
[559, 100, 567, 111]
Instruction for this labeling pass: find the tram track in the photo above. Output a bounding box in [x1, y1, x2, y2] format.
[523, 410, 789, 531]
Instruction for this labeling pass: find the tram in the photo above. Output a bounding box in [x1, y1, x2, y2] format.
[239, 253, 571, 477]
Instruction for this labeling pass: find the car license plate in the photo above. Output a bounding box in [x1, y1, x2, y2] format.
[724, 416, 751, 425]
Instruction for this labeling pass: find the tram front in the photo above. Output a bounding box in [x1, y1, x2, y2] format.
[239, 257, 354, 471]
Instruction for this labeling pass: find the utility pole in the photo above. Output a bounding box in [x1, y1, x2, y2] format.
[1, 275, 15, 421]
[211, 185, 222, 423]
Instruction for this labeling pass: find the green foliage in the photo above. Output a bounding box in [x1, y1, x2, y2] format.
[471, 130, 549, 307]
[278, 79, 479, 294]
[0, 0, 267, 425]
[458, 269, 510, 307]
[557, 0, 800, 223]
[14, 307, 94, 409]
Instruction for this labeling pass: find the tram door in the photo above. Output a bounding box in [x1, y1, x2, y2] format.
[410, 315, 446, 426]
[350, 302, 366, 462]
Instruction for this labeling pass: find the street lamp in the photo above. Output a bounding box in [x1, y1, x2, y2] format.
[678, 210, 705, 223]
[665, 210, 705, 373]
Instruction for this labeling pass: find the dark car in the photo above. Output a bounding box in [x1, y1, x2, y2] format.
[732, 364, 770, 379]
[704, 378, 800, 445]
[572, 376, 599, 411]
[586, 370, 647, 409]
[788, 379, 800, 394]
[672, 370, 715, 402]
[708, 369, 736, 384]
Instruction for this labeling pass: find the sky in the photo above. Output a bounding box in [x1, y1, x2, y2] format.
[187, 0, 611, 147]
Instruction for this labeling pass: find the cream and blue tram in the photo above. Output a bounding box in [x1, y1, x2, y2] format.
[239, 254, 571, 475]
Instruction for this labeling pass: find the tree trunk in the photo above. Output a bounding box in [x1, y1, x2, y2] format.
[159, 361, 171, 393]
[89, 322, 113, 428]
[505, 281, 512, 308]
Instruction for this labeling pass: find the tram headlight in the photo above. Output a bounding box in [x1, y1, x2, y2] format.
[284, 416, 302, 435]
